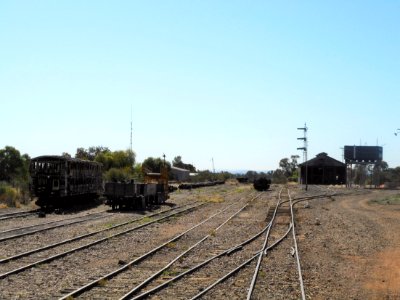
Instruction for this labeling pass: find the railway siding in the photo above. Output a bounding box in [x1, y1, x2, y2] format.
[0, 185, 248, 299]
[1, 185, 397, 299]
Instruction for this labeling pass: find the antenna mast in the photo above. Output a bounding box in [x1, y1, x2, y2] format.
[130, 105, 133, 152]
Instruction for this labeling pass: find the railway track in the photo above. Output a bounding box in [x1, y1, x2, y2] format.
[0, 189, 251, 299]
[0, 202, 205, 280]
[0, 185, 338, 299]
[190, 186, 308, 300]
[0, 210, 39, 221]
[56, 192, 265, 299]
[0, 210, 109, 242]
[129, 186, 311, 300]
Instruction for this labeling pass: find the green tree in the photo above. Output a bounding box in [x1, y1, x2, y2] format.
[172, 156, 196, 172]
[353, 165, 367, 185]
[75, 146, 110, 161]
[272, 169, 287, 184]
[279, 155, 299, 178]
[104, 167, 132, 182]
[172, 156, 183, 167]
[372, 161, 389, 186]
[94, 151, 114, 170]
[62, 152, 72, 158]
[142, 157, 171, 173]
[75, 146, 135, 172]
[279, 158, 291, 177]
[0, 146, 30, 184]
[112, 150, 135, 170]
[245, 171, 258, 182]
[0, 146, 30, 205]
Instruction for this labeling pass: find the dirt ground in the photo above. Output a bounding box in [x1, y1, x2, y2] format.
[1, 185, 399, 299]
[299, 187, 400, 299]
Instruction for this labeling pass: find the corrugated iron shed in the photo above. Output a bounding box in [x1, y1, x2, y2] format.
[299, 152, 346, 185]
[171, 166, 190, 181]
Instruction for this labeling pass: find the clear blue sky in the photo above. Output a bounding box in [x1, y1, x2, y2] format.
[1, 1, 399, 171]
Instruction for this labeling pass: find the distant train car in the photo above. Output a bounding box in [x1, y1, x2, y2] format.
[253, 177, 271, 191]
[104, 181, 167, 210]
[104, 166, 169, 210]
[178, 180, 225, 190]
[236, 177, 249, 183]
[29, 156, 103, 208]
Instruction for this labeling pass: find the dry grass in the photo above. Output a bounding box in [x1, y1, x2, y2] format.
[166, 242, 176, 249]
[139, 216, 153, 224]
[198, 194, 225, 203]
[98, 278, 107, 287]
[370, 194, 400, 205]
[0, 183, 29, 207]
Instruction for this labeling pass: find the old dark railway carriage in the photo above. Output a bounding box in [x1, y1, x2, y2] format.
[30, 155, 103, 207]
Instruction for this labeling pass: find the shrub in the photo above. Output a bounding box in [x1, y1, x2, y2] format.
[0, 182, 21, 207]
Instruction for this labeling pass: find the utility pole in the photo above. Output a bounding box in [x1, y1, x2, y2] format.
[297, 123, 308, 191]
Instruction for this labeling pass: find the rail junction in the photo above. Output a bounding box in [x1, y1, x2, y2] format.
[0, 183, 396, 299]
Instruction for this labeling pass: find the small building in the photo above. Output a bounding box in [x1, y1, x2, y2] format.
[171, 166, 190, 182]
[299, 152, 346, 185]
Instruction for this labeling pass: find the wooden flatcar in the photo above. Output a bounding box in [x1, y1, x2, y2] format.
[104, 165, 169, 210]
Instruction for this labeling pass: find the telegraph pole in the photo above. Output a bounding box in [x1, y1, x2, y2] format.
[297, 123, 308, 191]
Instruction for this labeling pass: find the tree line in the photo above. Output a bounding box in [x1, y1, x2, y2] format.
[1, 145, 400, 206]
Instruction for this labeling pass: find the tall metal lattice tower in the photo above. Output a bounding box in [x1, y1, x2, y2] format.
[297, 123, 308, 190]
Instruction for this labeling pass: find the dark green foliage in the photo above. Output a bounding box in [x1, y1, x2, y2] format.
[142, 157, 171, 173]
[279, 155, 299, 178]
[172, 156, 196, 172]
[245, 170, 272, 182]
[75, 146, 111, 161]
[0, 146, 30, 185]
[104, 168, 132, 182]
[272, 169, 288, 184]
[75, 146, 138, 182]
[75, 146, 135, 172]
[0, 146, 31, 206]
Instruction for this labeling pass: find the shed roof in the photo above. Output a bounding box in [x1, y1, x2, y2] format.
[171, 166, 190, 173]
[299, 152, 345, 167]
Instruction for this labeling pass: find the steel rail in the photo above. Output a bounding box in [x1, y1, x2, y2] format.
[288, 189, 306, 300]
[128, 218, 276, 300]
[0, 203, 193, 264]
[190, 187, 336, 300]
[58, 199, 242, 300]
[0, 210, 39, 221]
[279, 190, 337, 207]
[190, 222, 293, 300]
[246, 188, 283, 300]
[0, 210, 109, 235]
[0, 212, 109, 242]
[0, 203, 204, 280]
[119, 194, 262, 300]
